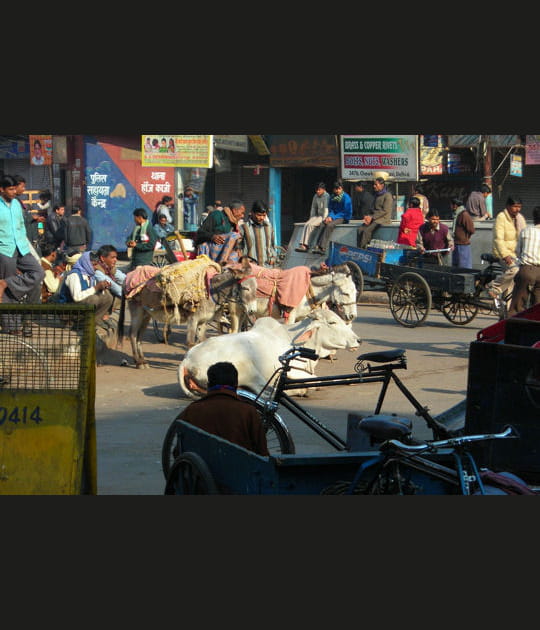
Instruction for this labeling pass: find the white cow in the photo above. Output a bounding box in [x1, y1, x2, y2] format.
[177, 307, 361, 399]
[229, 263, 358, 327]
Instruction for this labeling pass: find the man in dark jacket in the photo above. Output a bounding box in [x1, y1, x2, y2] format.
[450, 197, 475, 268]
[356, 177, 393, 248]
[61, 205, 91, 252]
[125, 208, 159, 270]
[352, 181, 375, 219]
[177, 361, 269, 456]
[46, 204, 66, 247]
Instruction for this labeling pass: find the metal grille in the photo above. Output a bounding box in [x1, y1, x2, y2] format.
[0, 304, 94, 391]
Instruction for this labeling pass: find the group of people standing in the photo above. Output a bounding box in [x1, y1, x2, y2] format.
[0, 173, 125, 337]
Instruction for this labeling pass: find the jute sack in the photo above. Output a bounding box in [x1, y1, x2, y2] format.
[155, 255, 221, 321]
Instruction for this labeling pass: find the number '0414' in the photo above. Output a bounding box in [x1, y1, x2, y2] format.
[0, 407, 44, 425]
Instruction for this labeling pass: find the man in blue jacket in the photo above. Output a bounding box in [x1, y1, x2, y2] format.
[312, 181, 352, 254]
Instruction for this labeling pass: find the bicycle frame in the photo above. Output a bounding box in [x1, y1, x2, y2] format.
[256, 351, 452, 452]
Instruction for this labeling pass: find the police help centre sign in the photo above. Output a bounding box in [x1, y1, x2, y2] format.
[340, 135, 418, 181]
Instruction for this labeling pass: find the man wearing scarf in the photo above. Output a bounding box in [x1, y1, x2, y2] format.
[195, 199, 246, 264]
[450, 197, 475, 268]
[94, 244, 126, 301]
[356, 177, 393, 249]
[240, 199, 276, 267]
[61, 250, 114, 330]
[312, 181, 352, 254]
[126, 208, 158, 270]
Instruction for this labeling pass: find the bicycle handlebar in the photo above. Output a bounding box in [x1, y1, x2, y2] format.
[384, 425, 518, 454]
[278, 346, 319, 365]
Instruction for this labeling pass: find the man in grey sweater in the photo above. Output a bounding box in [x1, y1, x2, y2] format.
[295, 182, 330, 252]
[356, 177, 393, 248]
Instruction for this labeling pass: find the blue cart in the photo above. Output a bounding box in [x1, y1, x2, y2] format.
[326, 241, 500, 328]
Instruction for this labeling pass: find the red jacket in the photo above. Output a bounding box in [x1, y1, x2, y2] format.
[397, 207, 424, 247]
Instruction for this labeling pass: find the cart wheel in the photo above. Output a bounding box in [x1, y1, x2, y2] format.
[161, 417, 181, 479]
[237, 390, 296, 454]
[164, 452, 219, 495]
[389, 272, 432, 327]
[344, 261, 364, 303]
[441, 296, 479, 325]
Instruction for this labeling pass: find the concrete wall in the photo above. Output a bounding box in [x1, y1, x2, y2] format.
[283, 219, 496, 272]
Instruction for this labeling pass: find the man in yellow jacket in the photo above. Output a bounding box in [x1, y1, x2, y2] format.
[487, 196, 527, 299]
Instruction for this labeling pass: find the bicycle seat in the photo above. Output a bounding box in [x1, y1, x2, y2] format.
[356, 349, 406, 363]
[358, 414, 412, 442]
[481, 253, 500, 264]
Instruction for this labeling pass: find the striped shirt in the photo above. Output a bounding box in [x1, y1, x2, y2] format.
[516, 223, 540, 266]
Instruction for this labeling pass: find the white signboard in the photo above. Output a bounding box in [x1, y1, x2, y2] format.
[214, 135, 249, 152]
[340, 134, 418, 180]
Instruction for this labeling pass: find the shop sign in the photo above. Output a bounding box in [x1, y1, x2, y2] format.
[214, 135, 249, 152]
[420, 135, 444, 175]
[340, 135, 418, 180]
[525, 135, 540, 165]
[268, 135, 338, 167]
[141, 134, 213, 167]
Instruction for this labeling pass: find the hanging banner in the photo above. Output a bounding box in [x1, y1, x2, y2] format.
[29, 134, 53, 166]
[510, 154, 523, 177]
[525, 135, 540, 165]
[141, 134, 213, 167]
[420, 135, 444, 175]
[340, 135, 418, 180]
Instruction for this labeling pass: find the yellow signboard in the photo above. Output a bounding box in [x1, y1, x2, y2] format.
[141, 135, 213, 167]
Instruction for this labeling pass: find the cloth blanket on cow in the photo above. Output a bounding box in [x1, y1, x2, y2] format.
[155, 255, 221, 321]
[232, 262, 311, 314]
[124, 265, 162, 299]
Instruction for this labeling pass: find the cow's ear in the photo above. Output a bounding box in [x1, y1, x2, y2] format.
[292, 328, 314, 344]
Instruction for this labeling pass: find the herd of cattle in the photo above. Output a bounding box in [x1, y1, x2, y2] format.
[117, 254, 360, 398]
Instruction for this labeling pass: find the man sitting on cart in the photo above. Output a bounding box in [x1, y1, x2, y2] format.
[356, 177, 393, 249]
[416, 210, 454, 264]
[178, 361, 270, 456]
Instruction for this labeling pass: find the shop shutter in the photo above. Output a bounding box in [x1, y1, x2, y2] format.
[491, 155, 540, 222]
[215, 164, 269, 212]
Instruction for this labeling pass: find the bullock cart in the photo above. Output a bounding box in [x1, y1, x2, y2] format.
[326, 241, 504, 328]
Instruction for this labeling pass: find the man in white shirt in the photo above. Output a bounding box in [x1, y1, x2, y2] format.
[508, 206, 540, 315]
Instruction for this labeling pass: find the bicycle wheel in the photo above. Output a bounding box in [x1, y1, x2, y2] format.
[389, 272, 432, 327]
[164, 452, 219, 495]
[344, 261, 364, 303]
[237, 389, 295, 454]
[440, 295, 479, 325]
[161, 416, 182, 479]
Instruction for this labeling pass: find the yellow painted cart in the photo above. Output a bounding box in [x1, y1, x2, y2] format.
[0, 304, 97, 494]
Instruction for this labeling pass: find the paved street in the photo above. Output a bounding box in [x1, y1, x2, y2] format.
[94, 300, 499, 494]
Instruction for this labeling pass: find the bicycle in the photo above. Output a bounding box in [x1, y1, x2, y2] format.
[161, 346, 455, 478]
[162, 346, 534, 495]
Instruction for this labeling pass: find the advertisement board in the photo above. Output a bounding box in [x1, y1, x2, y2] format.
[29, 134, 53, 166]
[141, 134, 213, 167]
[340, 135, 418, 180]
